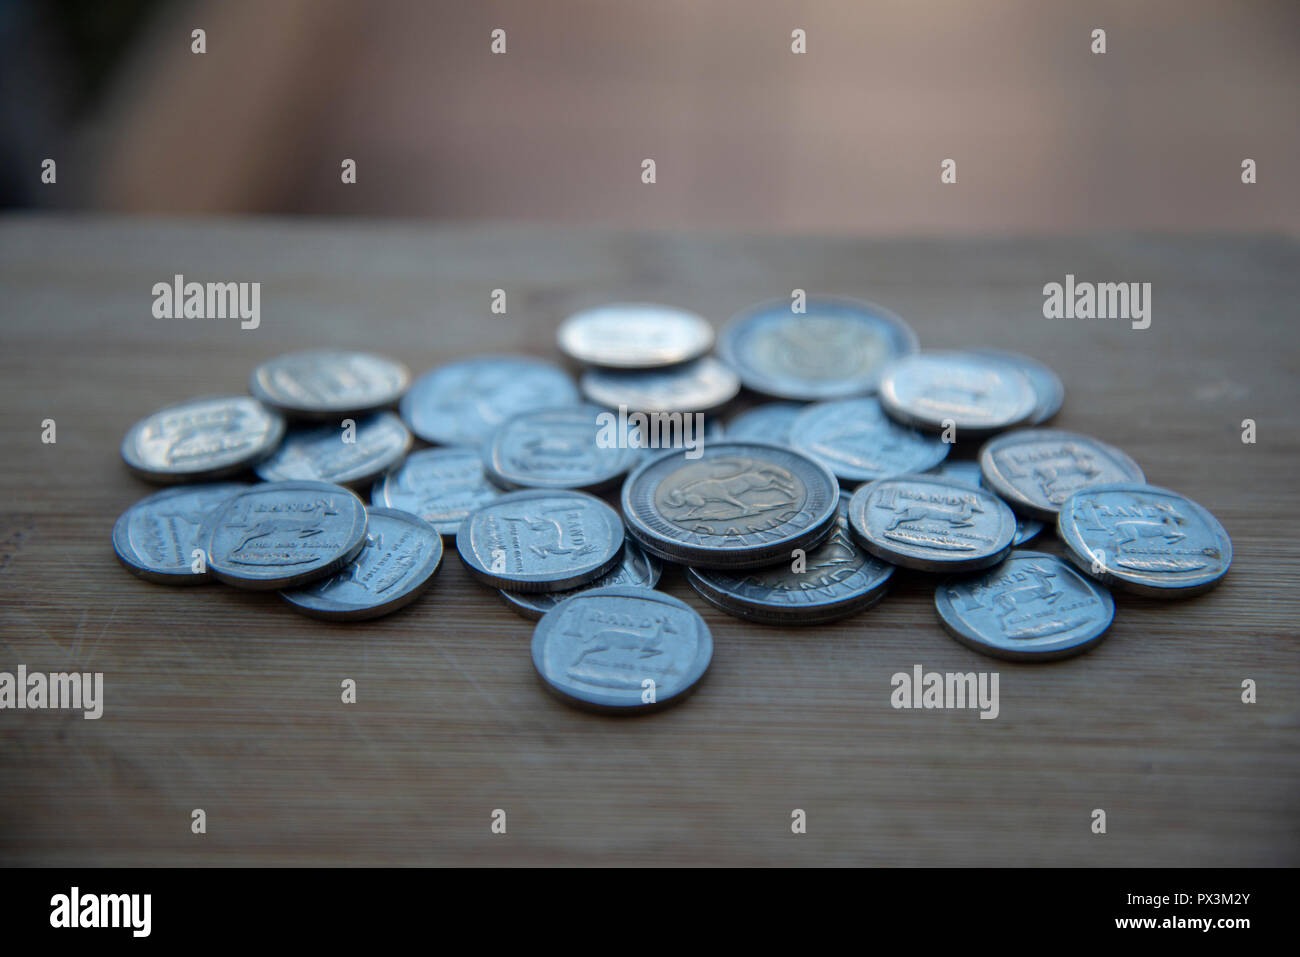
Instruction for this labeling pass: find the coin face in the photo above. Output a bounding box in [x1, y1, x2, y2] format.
[557, 303, 714, 368]
[121, 396, 285, 483]
[979, 429, 1145, 521]
[249, 350, 410, 419]
[371, 447, 503, 536]
[726, 402, 805, 446]
[718, 297, 918, 400]
[935, 550, 1115, 660]
[279, 507, 443, 620]
[926, 459, 1043, 545]
[499, 535, 663, 620]
[400, 356, 579, 446]
[485, 404, 641, 492]
[879, 352, 1037, 436]
[456, 489, 625, 592]
[1057, 483, 1232, 597]
[202, 481, 369, 590]
[530, 586, 712, 713]
[792, 398, 949, 484]
[847, 474, 1016, 572]
[970, 349, 1064, 425]
[621, 441, 840, 569]
[580, 356, 740, 414]
[112, 482, 249, 584]
[254, 412, 411, 487]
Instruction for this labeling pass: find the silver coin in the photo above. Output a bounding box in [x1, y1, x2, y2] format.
[202, 480, 369, 590]
[254, 412, 411, 487]
[400, 355, 578, 446]
[121, 395, 285, 484]
[499, 535, 663, 620]
[925, 459, 1044, 546]
[621, 441, 840, 569]
[557, 303, 714, 369]
[935, 550, 1115, 660]
[485, 404, 641, 492]
[979, 429, 1145, 521]
[580, 356, 740, 414]
[279, 507, 443, 620]
[456, 489, 624, 592]
[718, 296, 918, 400]
[112, 482, 249, 584]
[792, 397, 949, 485]
[726, 402, 805, 446]
[249, 350, 410, 420]
[879, 352, 1038, 436]
[1057, 483, 1232, 597]
[847, 474, 1016, 572]
[970, 349, 1064, 425]
[531, 586, 712, 713]
[371, 447, 503, 536]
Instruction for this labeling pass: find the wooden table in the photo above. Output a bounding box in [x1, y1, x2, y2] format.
[1, 217, 1296, 866]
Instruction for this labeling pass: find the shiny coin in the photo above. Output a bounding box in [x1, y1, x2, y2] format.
[792, 397, 949, 485]
[485, 404, 641, 492]
[935, 550, 1115, 660]
[971, 349, 1064, 425]
[879, 352, 1038, 437]
[925, 459, 1044, 545]
[847, 474, 1016, 572]
[500, 535, 662, 620]
[254, 412, 411, 487]
[979, 429, 1145, 521]
[112, 482, 249, 584]
[557, 303, 714, 369]
[719, 296, 918, 400]
[279, 507, 443, 620]
[1057, 483, 1232, 598]
[531, 586, 712, 713]
[580, 356, 740, 414]
[121, 395, 285, 484]
[456, 489, 624, 592]
[726, 402, 805, 446]
[371, 447, 503, 536]
[621, 441, 839, 569]
[249, 350, 410, 420]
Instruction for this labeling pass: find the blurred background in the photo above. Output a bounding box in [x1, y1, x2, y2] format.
[2, 0, 1297, 233]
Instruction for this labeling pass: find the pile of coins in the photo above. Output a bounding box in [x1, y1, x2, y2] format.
[113, 298, 1232, 713]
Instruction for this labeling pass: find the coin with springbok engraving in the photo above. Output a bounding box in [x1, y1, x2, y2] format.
[879, 352, 1037, 437]
[371, 447, 503, 536]
[485, 404, 641, 492]
[580, 356, 740, 414]
[121, 395, 285, 484]
[792, 397, 948, 485]
[112, 482, 249, 584]
[979, 429, 1145, 521]
[935, 550, 1115, 660]
[499, 535, 663, 620]
[1057, 483, 1232, 597]
[925, 459, 1043, 546]
[558, 303, 714, 369]
[254, 412, 411, 487]
[726, 402, 805, 446]
[531, 586, 713, 713]
[249, 351, 410, 420]
[970, 349, 1064, 425]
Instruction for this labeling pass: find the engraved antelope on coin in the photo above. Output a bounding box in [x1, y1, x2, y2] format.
[662, 460, 797, 521]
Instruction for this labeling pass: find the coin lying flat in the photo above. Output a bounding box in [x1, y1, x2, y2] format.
[279, 507, 443, 620]
[879, 352, 1038, 437]
[971, 349, 1064, 425]
[249, 350, 410, 420]
[791, 397, 949, 485]
[456, 489, 625, 592]
[621, 441, 839, 569]
[121, 395, 285, 484]
[925, 459, 1043, 546]
[371, 447, 503, 536]
[726, 402, 805, 446]
[580, 356, 740, 414]
[400, 355, 579, 447]
[1057, 483, 1232, 598]
[201, 481, 369, 590]
[718, 296, 918, 400]
[112, 482, 249, 584]
[847, 474, 1016, 573]
[558, 303, 714, 369]
[531, 586, 712, 713]
[485, 404, 641, 492]
[499, 535, 663, 620]
[935, 550, 1115, 660]
[254, 412, 411, 487]
[979, 429, 1145, 521]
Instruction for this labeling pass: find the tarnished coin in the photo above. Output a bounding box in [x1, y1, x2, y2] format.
[531, 586, 712, 713]
[792, 397, 949, 485]
[925, 459, 1044, 546]
[500, 535, 663, 620]
[456, 489, 624, 592]
[485, 404, 641, 492]
[935, 550, 1115, 660]
[249, 350, 410, 420]
[112, 482, 249, 584]
[621, 441, 839, 569]
[254, 412, 411, 487]
[558, 303, 714, 369]
[847, 474, 1016, 572]
[726, 402, 805, 446]
[371, 447, 503, 536]
[202, 481, 369, 590]
[280, 507, 443, 620]
[121, 395, 285, 484]
[400, 356, 578, 447]
[718, 296, 918, 400]
[971, 349, 1064, 425]
[1057, 483, 1232, 597]
[580, 356, 740, 414]
[979, 429, 1145, 521]
[879, 352, 1038, 436]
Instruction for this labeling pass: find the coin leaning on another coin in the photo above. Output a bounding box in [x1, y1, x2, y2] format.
[249, 350, 410, 420]
[121, 395, 285, 484]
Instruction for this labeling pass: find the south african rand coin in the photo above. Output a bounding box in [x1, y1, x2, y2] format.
[970, 349, 1064, 425]
[847, 474, 1016, 573]
[400, 355, 579, 446]
[979, 428, 1145, 522]
[201, 480, 369, 590]
[531, 586, 712, 714]
[456, 489, 624, 592]
[718, 296, 918, 400]
[249, 350, 410, 420]
[121, 395, 285, 484]
[879, 352, 1037, 437]
[791, 397, 948, 485]
[557, 303, 714, 369]
[934, 550, 1115, 660]
[726, 402, 805, 446]
[499, 535, 663, 620]
[279, 507, 443, 621]
[1057, 483, 1232, 598]
[580, 356, 740, 414]
[254, 411, 411, 487]
[620, 441, 839, 569]
[485, 404, 641, 492]
[371, 447, 503, 536]
[112, 482, 249, 584]
[925, 459, 1044, 546]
